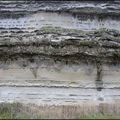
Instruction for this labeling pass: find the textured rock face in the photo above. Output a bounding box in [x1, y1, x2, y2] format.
[0, 0, 120, 105]
[0, 0, 120, 30]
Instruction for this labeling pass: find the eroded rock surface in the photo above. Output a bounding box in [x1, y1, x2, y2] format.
[0, 0, 120, 105]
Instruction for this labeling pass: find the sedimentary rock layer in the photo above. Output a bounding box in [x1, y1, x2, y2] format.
[0, 0, 120, 105]
[0, 0, 120, 30]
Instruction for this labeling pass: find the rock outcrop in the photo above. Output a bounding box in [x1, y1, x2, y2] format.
[0, 0, 120, 105]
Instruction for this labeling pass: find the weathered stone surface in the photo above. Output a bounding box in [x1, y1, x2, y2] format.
[0, 0, 120, 105]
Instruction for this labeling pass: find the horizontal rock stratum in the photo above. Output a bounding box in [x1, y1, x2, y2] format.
[0, 0, 120, 106]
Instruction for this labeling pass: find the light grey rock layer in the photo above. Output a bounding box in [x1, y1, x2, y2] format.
[0, 1, 120, 31]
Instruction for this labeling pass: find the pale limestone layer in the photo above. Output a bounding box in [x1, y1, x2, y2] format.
[0, 12, 120, 31]
[0, 64, 96, 87]
[0, 64, 120, 88]
[0, 87, 119, 105]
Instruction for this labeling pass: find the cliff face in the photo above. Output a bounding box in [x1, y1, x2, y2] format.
[0, 0, 120, 105]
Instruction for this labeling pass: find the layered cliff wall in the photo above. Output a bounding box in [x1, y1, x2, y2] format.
[0, 0, 120, 105]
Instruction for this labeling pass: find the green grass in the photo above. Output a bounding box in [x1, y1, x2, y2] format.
[80, 114, 120, 119]
[0, 102, 120, 119]
[0, 113, 11, 119]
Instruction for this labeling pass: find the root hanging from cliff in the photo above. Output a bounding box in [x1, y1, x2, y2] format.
[95, 60, 103, 92]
